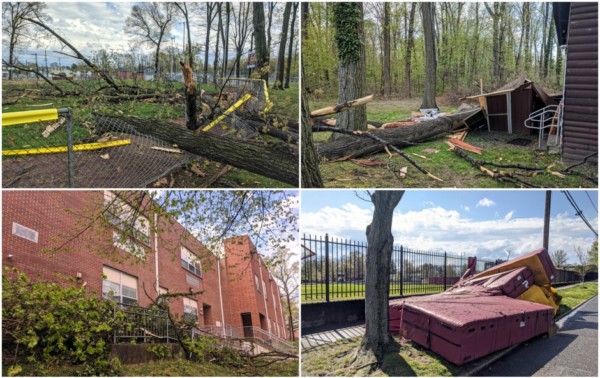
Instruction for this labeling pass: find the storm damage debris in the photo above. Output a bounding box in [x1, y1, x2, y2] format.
[389, 248, 561, 366]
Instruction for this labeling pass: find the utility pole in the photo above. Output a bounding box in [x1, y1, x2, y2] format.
[543, 190, 551, 251]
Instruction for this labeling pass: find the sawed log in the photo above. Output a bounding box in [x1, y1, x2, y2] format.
[310, 95, 374, 117]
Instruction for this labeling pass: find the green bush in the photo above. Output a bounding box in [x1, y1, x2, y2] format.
[2, 268, 122, 376]
[184, 336, 245, 368]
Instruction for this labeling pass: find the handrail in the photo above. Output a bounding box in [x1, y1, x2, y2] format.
[195, 324, 297, 355]
[524, 104, 561, 150]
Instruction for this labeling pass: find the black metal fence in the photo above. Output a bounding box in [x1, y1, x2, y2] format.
[301, 234, 579, 302]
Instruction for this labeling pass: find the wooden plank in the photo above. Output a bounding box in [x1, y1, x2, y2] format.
[448, 139, 483, 154]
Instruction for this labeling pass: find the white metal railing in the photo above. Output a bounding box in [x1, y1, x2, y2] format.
[524, 104, 561, 150]
[194, 324, 297, 355]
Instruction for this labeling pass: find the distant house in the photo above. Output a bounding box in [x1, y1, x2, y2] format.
[553, 2, 598, 163]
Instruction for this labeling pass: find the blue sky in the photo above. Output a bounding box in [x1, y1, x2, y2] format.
[301, 190, 598, 264]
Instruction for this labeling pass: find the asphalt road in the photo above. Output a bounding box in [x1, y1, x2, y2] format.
[480, 295, 598, 376]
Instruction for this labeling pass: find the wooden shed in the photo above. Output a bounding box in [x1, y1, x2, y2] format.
[461, 76, 554, 135]
[553, 2, 598, 163]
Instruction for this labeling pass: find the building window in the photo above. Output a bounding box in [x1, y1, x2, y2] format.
[262, 279, 267, 300]
[186, 273, 200, 288]
[112, 232, 145, 259]
[181, 246, 202, 276]
[12, 222, 38, 243]
[102, 266, 137, 305]
[255, 274, 260, 292]
[104, 191, 150, 246]
[183, 297, 199, 322]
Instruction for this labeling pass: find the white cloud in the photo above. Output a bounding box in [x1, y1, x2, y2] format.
[503, 210, 514, 221]
[302, 203, 597, 265]
[462, 205, 471, 212]
[477, 198, 496, 208]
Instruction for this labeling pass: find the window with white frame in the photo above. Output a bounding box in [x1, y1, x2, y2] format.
[104, 191, 150, 246]
[181, 246, 202, 276]
[262, 279, 267, 300]
[112, 232, 146, 259]
[254, 274, 260, 292]
[102, 266, 137, 305]
[12, 222, 38, 243]
[183, 297, 199, 322]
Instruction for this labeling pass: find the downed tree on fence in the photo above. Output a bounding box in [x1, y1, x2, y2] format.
[315, 109, 481, 160]
[93, 113, 298, 186]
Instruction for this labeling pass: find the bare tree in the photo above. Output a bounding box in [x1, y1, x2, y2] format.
[2, 2, 47, 80]
[382, 2, 391, 98]
[574, 246, 592, 283]
[550, 249, 568, 268]
[266, 2, 278, 55]
[125, 3, 175, 80]
[220, 3, 231, 76]
[174, 2, 194, 67]
[230, 3, 252, 78]
[201, 2, 218, 84]
[265, 247, 299, 342]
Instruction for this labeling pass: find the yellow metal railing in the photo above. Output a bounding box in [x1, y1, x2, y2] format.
[2, 108, 60, 126]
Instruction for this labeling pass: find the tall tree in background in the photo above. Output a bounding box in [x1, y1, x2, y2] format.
[213, 3, 222, 82]
[404, 2, 417, 98]
[550, 249, 568, 267]
[266, 2, 277, 56]
[274, 2, 292, 89]
[202, 2, 217, 83]
[174, 2, 193, 67]
[350, 190, 404, 374]
[231, 3, 252, 77]
[420, 2, 438, 109]
[220, 2, 230, 76]
[265, 247, 299, 342]
[284, 2, 299, 88]
[253, 2, 270, 83]
[333, 2, 367, 132]
[484, 2, 507, 85]
[2, 2, 47, 80]
[124, 2, 175, 79]
[382, 2, 391, 98]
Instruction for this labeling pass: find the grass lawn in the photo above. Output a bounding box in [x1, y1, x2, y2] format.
[302, 283, 444, 302]
[301, 282, 598, 376]
[310, 97, 597, 188]
[2, 80, 298, 188]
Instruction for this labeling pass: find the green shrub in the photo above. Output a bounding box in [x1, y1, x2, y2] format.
[184, 336, 245, 368]
[2, 268, 122, 376]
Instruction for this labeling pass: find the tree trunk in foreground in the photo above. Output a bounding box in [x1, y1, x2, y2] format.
[93, 114, 298, 186]
[301, 88, 324, 188]
[351, 190, 404, 373]
[316, 109, 479, 160]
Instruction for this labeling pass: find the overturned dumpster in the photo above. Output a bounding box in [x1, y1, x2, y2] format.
[389, 248, 561, 366]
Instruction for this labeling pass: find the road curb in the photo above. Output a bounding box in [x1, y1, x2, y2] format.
[463, 290, 598, 376]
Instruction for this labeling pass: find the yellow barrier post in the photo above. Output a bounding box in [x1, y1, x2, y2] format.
[2, 108, 59, 126]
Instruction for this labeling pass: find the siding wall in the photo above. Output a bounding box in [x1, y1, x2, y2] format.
[562, 2, 598, 162]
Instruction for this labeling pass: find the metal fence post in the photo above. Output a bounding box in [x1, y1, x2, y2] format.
[443, 252, 448, 291]
[60, 107, 75, 187]
[400, 245, 404, 297]
[325, 233, 330, 303]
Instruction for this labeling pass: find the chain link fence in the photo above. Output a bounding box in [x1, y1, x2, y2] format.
[2, 108, 195, 188]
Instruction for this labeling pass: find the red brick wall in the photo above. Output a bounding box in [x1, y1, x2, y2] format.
[3, 191, 287, 336]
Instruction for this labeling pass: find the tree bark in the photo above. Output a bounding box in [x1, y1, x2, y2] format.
[203, 3, 216, 84]
[93, 114, 298, 186]
[253, 3, 270, 84]
[275, 3, 292, 89]
[404, 3, 416, 98]
[358, 190, 404, 367]
[420, 3, 438, 109]
[301, 64, 324, 188]
[382, 3, 391, 98]
[333, 3, 367, 133]
[284, 3, 299, 88]
[316, 109, 479, 160]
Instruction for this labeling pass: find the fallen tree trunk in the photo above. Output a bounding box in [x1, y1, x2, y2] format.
[93, 113, 298, 185]
[316, 109, 480, 160]
[310, 95, 374, 117]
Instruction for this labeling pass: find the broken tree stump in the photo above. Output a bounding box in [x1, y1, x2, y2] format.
[315, 109, 481, 160]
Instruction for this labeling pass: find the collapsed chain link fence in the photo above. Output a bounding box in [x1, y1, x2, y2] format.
[2, 78, 271, 188]
[2, 108, 195, 188]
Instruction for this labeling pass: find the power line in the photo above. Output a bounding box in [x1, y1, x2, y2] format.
[585, 190, 598, 213]
[561, 190, 598, 236]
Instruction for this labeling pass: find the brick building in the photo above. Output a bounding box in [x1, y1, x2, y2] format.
[2, 191, 289, 341]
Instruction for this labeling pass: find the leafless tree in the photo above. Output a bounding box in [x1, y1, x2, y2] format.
[231, 3, 253, 77]
[124, 2, 176, 80]
[201, 2, 218, 84]
[2, 2, 47, 80]
[550, 249, 568, 268]
[574, 246, 592, 283]
[274, 2, 292, 89]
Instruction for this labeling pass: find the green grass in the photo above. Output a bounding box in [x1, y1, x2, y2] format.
[3, 79, 298, 188]
[556, 282, 598, 318]
[301, 282, 598, 376]
[302, 283, 444, 302]
[310, 97, 597, 188]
